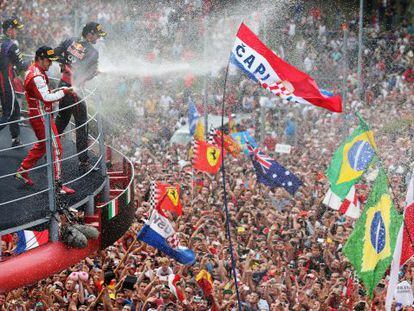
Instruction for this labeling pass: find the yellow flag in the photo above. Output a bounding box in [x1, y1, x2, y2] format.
[194, 119, 204, 141]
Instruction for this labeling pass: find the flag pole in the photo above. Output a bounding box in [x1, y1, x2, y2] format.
[341, 23, 349, 138]
[220, 56, 243, 311]
[191, 167, 195, 208]
[357, 0, 364, 100]
[203, 16, 209, 140]
[259, 13, 267, 143]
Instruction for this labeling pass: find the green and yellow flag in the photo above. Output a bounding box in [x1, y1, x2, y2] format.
[326, 113, 377, 200]
[343, 168, 402, 297]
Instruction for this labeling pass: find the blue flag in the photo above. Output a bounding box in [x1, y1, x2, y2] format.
[188, 98, 200, 136]
[231, 131, 258, 155]
[248, 145, 302, 195]
[137, 209, 196, 265]
[284, 119, 296, 137]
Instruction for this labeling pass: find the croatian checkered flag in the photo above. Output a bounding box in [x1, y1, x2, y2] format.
[149, 180, 156, 209]
[191, 137, 197, 149]
[137, 209, 196, 265]
[207, 127, 218, 145]
[259, 80, 301, 104]
[259, 80, 293, 98]
[167, 232, 180, 249]
[230, 23, 342, 112]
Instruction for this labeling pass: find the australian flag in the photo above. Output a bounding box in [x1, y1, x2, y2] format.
[247, 145, 302, 195]
[188, 97, 199, 136]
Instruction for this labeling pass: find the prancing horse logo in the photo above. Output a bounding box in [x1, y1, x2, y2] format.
[166, 187, 179, 206]
[207, 146, 220, 167]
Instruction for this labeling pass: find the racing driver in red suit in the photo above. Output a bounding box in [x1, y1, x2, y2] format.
[15, 46, 75, 194]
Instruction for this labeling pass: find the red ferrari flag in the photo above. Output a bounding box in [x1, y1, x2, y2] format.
[192, 140, 222, 174]
[231, 23, 342, 113]
[208, 128, 241, 158]
[150, 181, 182, 216]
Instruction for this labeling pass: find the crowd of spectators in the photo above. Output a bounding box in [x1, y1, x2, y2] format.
[1, 0, 414, 310]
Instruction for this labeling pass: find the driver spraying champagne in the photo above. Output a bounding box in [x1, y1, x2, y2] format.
[54, 22, 107, 171]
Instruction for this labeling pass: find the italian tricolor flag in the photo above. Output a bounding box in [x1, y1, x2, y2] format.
[108, 198, 119, 219]
[323, 185, 360, 219]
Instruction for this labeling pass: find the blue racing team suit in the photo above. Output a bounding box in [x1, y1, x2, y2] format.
[0, 34, 26, 139]
[54, 37, 99, 163]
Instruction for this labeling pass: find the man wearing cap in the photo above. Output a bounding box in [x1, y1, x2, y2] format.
[54, 22, 107, 171]
[0, 17, 27, 147]
[16, 46, 75, 194]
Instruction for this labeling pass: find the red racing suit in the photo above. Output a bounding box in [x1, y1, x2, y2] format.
[20, 63, 71, 180]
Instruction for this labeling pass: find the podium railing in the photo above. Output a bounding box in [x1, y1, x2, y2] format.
[0, 85, 109, 242]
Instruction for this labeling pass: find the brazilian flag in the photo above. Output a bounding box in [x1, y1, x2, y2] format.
[326, 113, 377, 200]
[343, 168, 402, 297]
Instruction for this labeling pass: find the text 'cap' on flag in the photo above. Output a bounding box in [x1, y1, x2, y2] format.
[231, 23, 342, 113]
